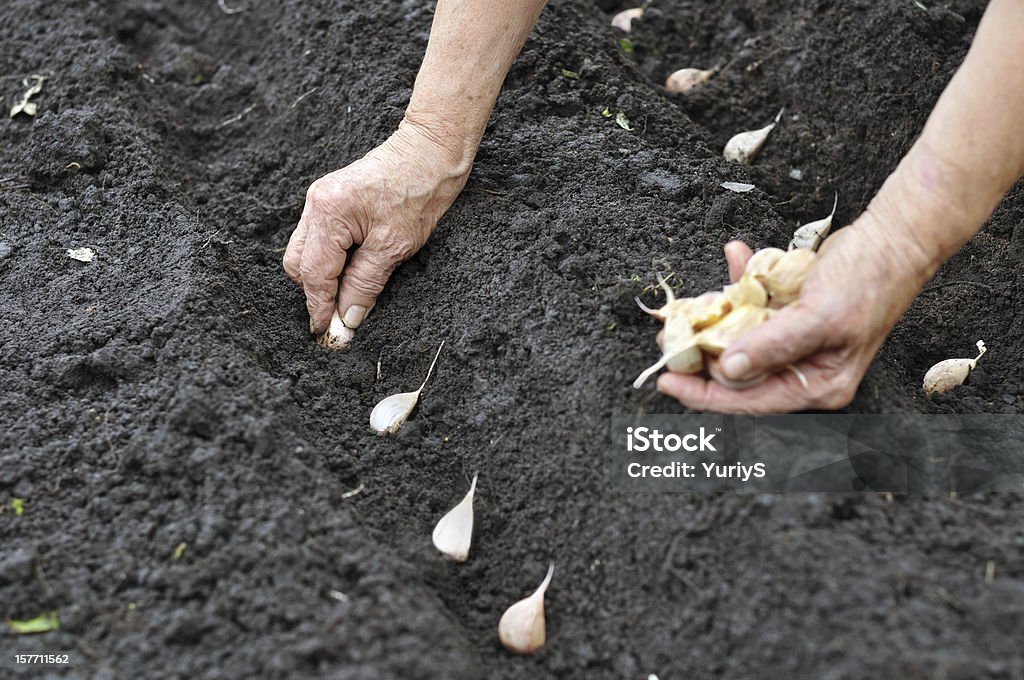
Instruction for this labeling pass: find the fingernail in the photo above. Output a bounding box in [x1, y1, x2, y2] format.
[342, 305, 367, 329]
[721, 352, 751, 380]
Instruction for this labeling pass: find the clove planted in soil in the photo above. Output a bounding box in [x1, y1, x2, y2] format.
[723, 108, 783, 165]
[498, 563, 554, 654]
[923, 340, 986, 395]
[610, 7, 644, 32]
[369, 341, 445, 433]
[665, 67, 714, 94]
[432, 473, 477, 562]
[790, 193, 838, 251]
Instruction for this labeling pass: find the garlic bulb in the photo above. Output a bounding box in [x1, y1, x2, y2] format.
[763, 247, 816, 306]
[318, 310, 356, 350]
[611, 7, 643, 32]
[723, 108, 783, 165]
[790, 193, 838, 251]
[369, 341, 445, 433]
[498, 563, 554, 654]
[432, 473, 477, 562]
[923, 340, 987, 395]
[665, 68, 714, 94]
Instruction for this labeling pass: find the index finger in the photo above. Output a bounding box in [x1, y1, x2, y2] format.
[299, 213, 354, 333]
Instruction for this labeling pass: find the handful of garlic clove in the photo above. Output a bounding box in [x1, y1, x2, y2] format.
[634, 247, 818, 389]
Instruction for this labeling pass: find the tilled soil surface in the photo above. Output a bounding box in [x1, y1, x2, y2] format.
[2, 0, 1022, 678]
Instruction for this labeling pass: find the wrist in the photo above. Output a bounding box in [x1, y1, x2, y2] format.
[397, 107, 483, 180]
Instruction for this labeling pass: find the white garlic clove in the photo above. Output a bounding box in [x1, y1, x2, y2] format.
[723, 274, 768, 309]
[663, 313, 702, 374]
[369, 341, 445, 433]
[923, 340, 987, 395]
[695, 304, 770, 355]
[744, 247, 786, 285]
[763, 247, 816, 306]
[723, 108, 784, 165]
[369, 389, 421, 433]
[665, 67, 715, 94]
[789, 192, 838, 251]
[432, 473, 477, 562]
[498, 563, 554, 655]
[611, 7, 644, 32]
[318, 310, 356, 350]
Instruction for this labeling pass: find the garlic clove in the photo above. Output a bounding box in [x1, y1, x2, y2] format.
[723, 274, 768, 309]
[744, 247, 786, 285]
[707, 356, 767, 390]
[695, 304, 770, 354]
[610, 7, 644, 32]
[369, 341, 445, 433]
[923, 340, 987, 395]
[763, 247, 816, 306]
[663, 313, 703, 374]
[318, 310, 356, 350]
[684, 291, 731, 330]
[498, 563, 554, 655]
[369, 389, 421, 433]
[789, 192, 838, 251]
[432, 473, 477, 562]
[723, 108, 784, 165]
[665, 67, 715, 94]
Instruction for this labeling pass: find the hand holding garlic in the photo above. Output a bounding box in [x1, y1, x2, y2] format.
[653, 206, 943, 413]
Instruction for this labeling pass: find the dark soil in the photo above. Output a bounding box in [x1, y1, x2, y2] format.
[2, 0, 1023, 678]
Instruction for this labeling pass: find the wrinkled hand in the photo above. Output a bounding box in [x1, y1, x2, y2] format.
[283, 121, 471, 341]
[656, 212, 935, 413]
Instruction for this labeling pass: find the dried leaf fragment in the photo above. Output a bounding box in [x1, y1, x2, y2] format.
[67, 247, 95, 262]
[9, 75, 45, 118]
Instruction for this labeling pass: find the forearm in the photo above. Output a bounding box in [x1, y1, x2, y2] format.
[400, 0, 548, 170]
[864, 0, 1024, 276]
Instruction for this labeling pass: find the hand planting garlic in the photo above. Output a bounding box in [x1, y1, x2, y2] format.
[790, 193, 838, 251]
[665, 67, 714, 94]
[317, 310, 356, 350]
[634, 246, 817, 389]
[923, 340, 986, 395]
[498, 563, 554, 654]
[723, 108, 783, 165]
[610, 7, 643, 32]
[369, 341, 445, 433]
[432, 473, 477, 562]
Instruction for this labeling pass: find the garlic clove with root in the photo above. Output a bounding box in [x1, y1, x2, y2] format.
[663, 313, 703, 374]
[763, 247, 816, 306]
[499, 563, 554, 655]
[611, 7, 644, 32]
[665, 67, 715, 94]
[369, 341, 445, 433]
[724, 108, 784, 165]
[923, 340, 987, 395]
[318, 310, 356, 350]
[790, 193, 838, 251]
[432, 473, 477, 562]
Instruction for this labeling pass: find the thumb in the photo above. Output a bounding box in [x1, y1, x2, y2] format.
[335, 240, 400, 330]
[718, 304, 828, 381]
[724, 240, 754, 283]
